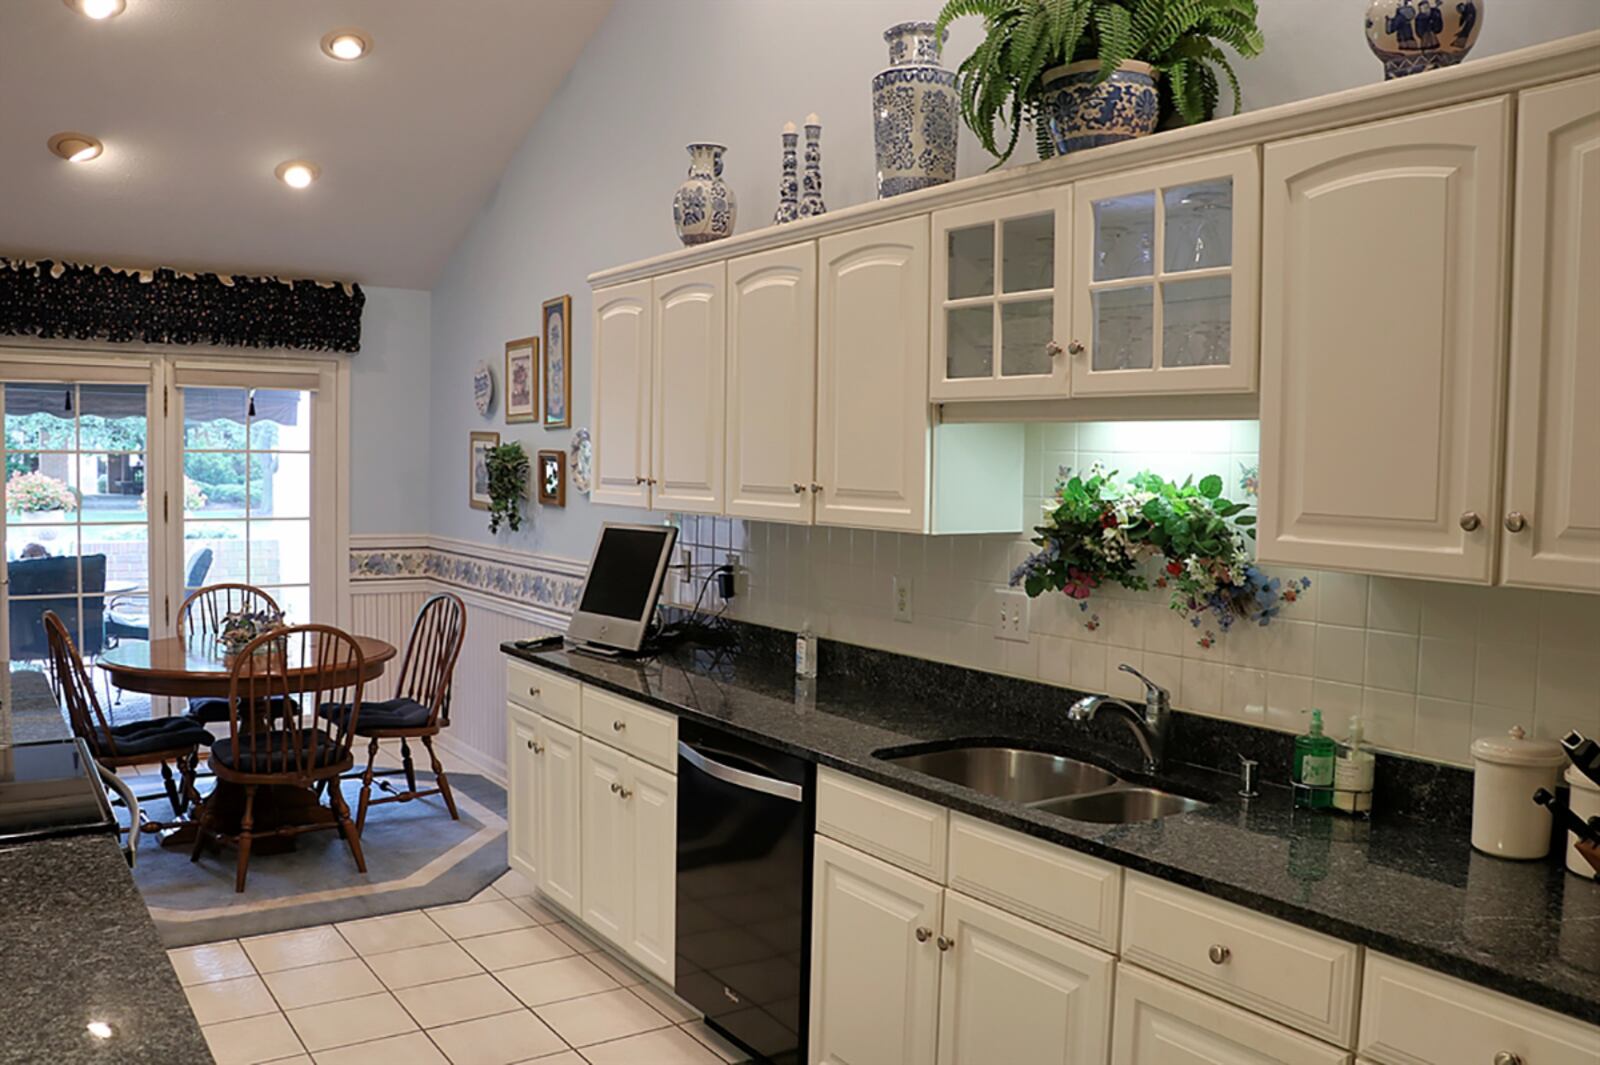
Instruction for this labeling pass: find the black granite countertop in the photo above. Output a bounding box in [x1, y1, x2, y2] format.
[504, 633, 1600, 1027]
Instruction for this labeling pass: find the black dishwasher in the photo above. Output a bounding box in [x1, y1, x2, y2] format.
[676, 719, 813, 1065]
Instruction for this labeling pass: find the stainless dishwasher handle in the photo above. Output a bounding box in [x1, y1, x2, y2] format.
[678, 742, 804, 802]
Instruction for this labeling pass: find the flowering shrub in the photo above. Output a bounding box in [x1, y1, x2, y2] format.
[5, 471, 78, 515]
[1010, 465, 1310, 631]
[218, 607, 286, 654]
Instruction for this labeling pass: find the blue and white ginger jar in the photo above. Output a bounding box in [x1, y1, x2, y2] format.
[673, 143, 737, 246]
[1365, 0, 1483, 80]
[1041, 60, 1160, 155]
[872, 21, 959, 199]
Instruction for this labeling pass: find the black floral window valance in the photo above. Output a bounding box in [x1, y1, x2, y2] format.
[0, 258, 364, 353]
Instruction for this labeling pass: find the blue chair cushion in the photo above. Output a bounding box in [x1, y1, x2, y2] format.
[210, 731, 344, 774]
[186, 695, 298, 725]
[318, 698, 432, 733]
[101, 717, 212, 758]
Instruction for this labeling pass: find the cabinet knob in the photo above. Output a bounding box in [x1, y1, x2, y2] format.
[793, 483, 806, 494]
[1504, 511, 1527, 533]
[1459, 511, 1481, 532]
[618, 786, 633, 800]
[635, 476, 647, 485]
[914, 927, 932, 943]
[1493, 1052, 1524, 1065]
[526, 739, 534, 750]
[533, 742, 545, 754]
[936, 935, 955, 952]
[612, 720, 626, 732]
[1045, 340, 1064, 359]
[1207, 944, 1231, 965]
[809, 483, 823, 493]
[1067, 339, 1086, 356]
[609, 781, 621, 794]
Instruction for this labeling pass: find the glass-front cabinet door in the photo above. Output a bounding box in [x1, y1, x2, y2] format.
[931, 188, 1072, 401]
[1070, 147, 1259, 396]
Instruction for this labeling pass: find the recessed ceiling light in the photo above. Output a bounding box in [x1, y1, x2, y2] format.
[320, 29, 372, 61]
[63, 0, 125, 19]
[274, 160, 320, 189]
[48, 132, 104, 162]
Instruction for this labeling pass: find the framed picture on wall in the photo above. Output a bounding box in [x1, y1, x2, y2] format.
[505, 337, 538, 424]
[469, 431, 500, 510]
[537, 449, 566, 506]
[541, 295, 572, 429]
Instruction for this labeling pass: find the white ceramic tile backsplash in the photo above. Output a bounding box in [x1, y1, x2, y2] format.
[668, 421, 1600, 767]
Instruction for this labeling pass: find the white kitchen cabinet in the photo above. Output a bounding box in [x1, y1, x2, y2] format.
[625, 757, 677, 983]
[652, 262, 726, 514]
[507, 705, 541, 885]
[1112, 965, 1351, 1065]
[1500, 74, 1600, 594]
[591, 280, 654, 508]
[535, 715, 582, 915]
[810, 835, 943, 1065]
[1070, 148, 1259, 397]
[1258, 97, 1510, 583]
[937, 890, 1114, 1065]
[579, 737, 632, 947]
[931, 188, 1073, 401]
[725, 242, 818, 524]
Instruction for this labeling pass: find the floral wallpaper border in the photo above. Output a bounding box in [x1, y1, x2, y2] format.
[350, 544, 582, 615]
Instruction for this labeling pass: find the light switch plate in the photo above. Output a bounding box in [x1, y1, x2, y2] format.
[892, 575, 913, 622]
[994, 588, 1030, 642]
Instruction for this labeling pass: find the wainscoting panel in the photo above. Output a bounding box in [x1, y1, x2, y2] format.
[347, 580, 433, 704]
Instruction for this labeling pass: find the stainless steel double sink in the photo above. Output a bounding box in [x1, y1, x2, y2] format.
[877, 745, 1207, 823]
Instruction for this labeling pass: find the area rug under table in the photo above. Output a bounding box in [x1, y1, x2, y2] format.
[134, 773, 508, 948]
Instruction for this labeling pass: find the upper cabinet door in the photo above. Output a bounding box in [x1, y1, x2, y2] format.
[1070, 147, 1260, 396]
[1258, 98, 1510, 583]
[1501, 75, 1600, 594]
[932, 188, 1073, 401]
[591, 281, 654, 508]
[652, 263, 726, 515]
[816, 217, 932, 532]
[726, 243, 818, 524]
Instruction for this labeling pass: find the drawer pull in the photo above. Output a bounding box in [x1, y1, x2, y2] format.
[1504, 510, 1527, 533]
[1493, 1054, 1523, 1065]
[1207, 944, 1231, 965]
[914, 927, 932, 943]
[609, 782, 621, 794]
[532, 742, 545, 755]
[528, 687, 541, 698]
[936, 935, 955, 952]
[618, 786, 633, 800]
[612, 720, 626, 732]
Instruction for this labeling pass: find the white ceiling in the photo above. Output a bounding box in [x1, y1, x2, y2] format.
[0, 0, 612, 288]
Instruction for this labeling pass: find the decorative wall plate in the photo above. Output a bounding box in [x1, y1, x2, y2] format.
[472, 360, 494, 416]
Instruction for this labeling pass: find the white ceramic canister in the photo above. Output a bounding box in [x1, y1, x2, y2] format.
[1565, 763, 1600, 879]
[1471, 726, 1564, 859]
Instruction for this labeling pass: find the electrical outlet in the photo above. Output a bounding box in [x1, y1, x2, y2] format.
[892, 575, 913, 622]
[994, 588, 1030, 642]
[679, 547, 693, 572]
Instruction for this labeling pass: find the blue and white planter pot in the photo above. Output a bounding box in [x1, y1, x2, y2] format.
[672, 143, 737, 246]
[872, 21, 958, 199]
[1365, 0, 1482, 80]
[1041, 60, 1160, 156]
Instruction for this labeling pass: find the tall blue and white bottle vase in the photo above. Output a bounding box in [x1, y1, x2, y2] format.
[872, 21, 958, 198]
[799, 114, 826, 218]
[774, 122, 800, 225]
[672, 142, 737, 247]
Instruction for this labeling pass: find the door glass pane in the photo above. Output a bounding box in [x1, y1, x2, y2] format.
[8, 527, 82, 592]
[946, 305, 994, 379]
[250, 520, 311, 586]
[1164, 180, 1233, 272]
[5, 384, 75, 449]
[79, 384, 148, 451]
[82, 525, 146, 597]
[185, 387, 248, 448]
[1093, 193, 1155, 281]
[1002, 213, 1054, 293]
[261, 585, 311, 624]
[251, 389, 311, 451]
[251, 453, 310, 518]
[185, 451, 248, 519]
[1092, 286, 1154, 371]
[1000, 299, 1054, 378]
[1163, 277, 1232, 367]
[4, 455, 73, 525]
[76, 453, 146, 521]
[182, 521, 248, 583]
[947, 223, 994, 299]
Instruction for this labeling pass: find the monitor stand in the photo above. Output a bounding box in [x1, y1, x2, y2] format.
[565, 638, 658, 661]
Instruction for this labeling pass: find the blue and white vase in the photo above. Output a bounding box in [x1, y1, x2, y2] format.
[872, 21, 958, 199]
[1041, 61, 1160, 155]
[800, 114, 827, 218]
[1365, 0, 1483, 80]
[774, 122, 800, 225]
[672, 143, 737, 246]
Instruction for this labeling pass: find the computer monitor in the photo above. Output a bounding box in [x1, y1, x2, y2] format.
[566, 523, 679, 654]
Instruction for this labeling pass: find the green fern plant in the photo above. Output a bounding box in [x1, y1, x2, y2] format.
[934, 0, 1264, 164]
[485, 442, 530, 534]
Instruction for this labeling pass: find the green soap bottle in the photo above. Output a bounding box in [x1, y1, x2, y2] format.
[1293, 709, 1337, 809]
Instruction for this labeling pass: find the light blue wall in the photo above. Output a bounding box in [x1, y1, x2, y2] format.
[422, 0, 1600, 561]
[351, 285, 430, 534]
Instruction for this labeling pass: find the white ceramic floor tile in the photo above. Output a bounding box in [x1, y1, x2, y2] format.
[427, 1009, 565, 1065]
[627, 981, 701, 1024]
[185, 974, 279, 1025]
[201, 1013, 307, 1065]
[263, 958, 384, 1011]
[335, 911, 449, 956]
[393, 972, 522, 1029]
[426, 898, 536, 939]
[468, 883, 503, 903]
[493, 868, 538, 899]
[262, 1056, 313, 1065]
[242, 926, 356, 974]
[515, 1053, 584, 1065]
[507, 895, 566, 925]
[362, 941, 483, 991]
[497, 955, 618, 1008]
[579, 1025, 725, 1065]
[456, 926, 574, 971]
[680, 1020, 748, 1064]
[170, 941, 255, 986]
[547, 922, 604, 955]
[286, 991, 417, 1052]
[583, 951, 645, 988]
[310, 1030, 448, 1065]
[534, 987, 670, 1047]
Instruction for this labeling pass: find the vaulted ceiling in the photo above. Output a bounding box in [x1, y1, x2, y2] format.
[0, 0, 612, 288]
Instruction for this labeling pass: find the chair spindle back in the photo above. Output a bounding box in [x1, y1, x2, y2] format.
[179, 584, 282, 647]
[226, 624, 365, 780]
[394, 593, 466, 727]
[42, 610, 118, 758]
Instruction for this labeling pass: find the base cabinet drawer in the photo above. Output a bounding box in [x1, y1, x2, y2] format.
[1112, 965, 1352, 1065]
[507, 660, 581, 728]
[1358, 953, 1600, 1065]
[817, 768, 948, 881]
[1121, 872, 1360, 1046]
[581, 686, 678, 771]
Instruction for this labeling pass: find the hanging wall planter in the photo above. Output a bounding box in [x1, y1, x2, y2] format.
[485, 441, 531, 534]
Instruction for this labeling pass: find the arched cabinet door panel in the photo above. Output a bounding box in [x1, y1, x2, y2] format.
[651, 262, 726, 515]
[591, 281, 654, 508]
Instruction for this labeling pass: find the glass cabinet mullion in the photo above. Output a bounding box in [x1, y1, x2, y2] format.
[995, 288, 1053, 304]
[944, 294, 995, 311]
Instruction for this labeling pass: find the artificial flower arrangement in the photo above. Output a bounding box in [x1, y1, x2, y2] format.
[5, 470, 78, 515]
[218, 607, 287, 657]
[1010, 464, 1309, 631]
